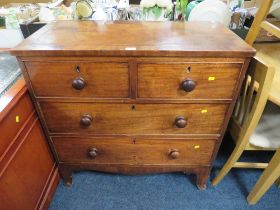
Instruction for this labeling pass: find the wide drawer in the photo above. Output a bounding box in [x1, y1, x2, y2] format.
[137, 63, 241, 99]
[25, 62, 129, 98]
[40, 103, 228, 135]
[52, 137, 216, 165]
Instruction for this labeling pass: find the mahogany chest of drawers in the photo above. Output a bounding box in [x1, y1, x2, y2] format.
[11, 21, 255, 189]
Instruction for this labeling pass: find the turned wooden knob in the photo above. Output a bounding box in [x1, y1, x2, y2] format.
[181, 78, 196, 92]
[88, 148, 98, 159]
[72, 77, 85, 90]
[169, 149, 180, 159]
[175, 116, 187, 128]
[80, 114, 93, 127]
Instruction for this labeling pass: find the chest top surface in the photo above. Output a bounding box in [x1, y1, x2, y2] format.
[10, 21, 255, 57]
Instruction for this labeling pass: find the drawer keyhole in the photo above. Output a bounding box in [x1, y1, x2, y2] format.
[75, 65, 80, 73]
[186, 66, 191, 73]
[131, 105, 136, 111]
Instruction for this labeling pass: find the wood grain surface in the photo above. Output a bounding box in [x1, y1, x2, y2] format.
[0, 78, 59, 210]
[52, 137, 216, 165]
[0, 92, 33, 157]
[40, 103, 228, 135]
[0, 116, 58, 210]
[10, 21, 255, 58]
[25, 61, 129, 98]
[12, 21, 255, 189]
[138, 62, 242, 99]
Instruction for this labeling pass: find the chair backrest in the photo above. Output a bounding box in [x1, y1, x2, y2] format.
[245, 0, 280, 45]
[230, 57, 275, 143]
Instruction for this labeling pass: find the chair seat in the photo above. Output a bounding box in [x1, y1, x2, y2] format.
[254, 43, 280, 106]
[250, 102, 280, 149]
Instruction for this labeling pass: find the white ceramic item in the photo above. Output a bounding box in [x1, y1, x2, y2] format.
[188, 0, 231, 27]
[38, 7, 55, 22]
[91, 7, 107, 20]
[117, 0, 129, 9]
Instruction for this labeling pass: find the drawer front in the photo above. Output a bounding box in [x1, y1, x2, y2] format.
[52, 137, 216, 165]
[25, 62, 129, 98]
[40, 103, 228, 135]
[0, 93, 34, 156]
[0, 119, 54, 210]
[138, 63, 241, 99]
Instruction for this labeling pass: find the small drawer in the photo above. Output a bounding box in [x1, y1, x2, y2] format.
[0, 93, 34, 156]
[40, 102, 228, 135]
[52, 137, 216, 165]
[137, 62, 242, 100]
[25, 61, 129, 98]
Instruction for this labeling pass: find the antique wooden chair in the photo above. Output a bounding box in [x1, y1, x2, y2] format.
[213, 0, 280, 203]
[245, 0, 280, 203]
[212, 57, 275, 184]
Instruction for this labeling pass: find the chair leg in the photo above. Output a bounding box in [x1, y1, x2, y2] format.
[247, 149, 280, 205]
[212, 146, 244, 186]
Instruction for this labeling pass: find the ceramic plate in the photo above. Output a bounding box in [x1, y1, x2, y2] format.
[188, 0, 231, 27]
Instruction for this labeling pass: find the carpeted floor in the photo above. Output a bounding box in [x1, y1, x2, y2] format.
[49, 136, 280, 210]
